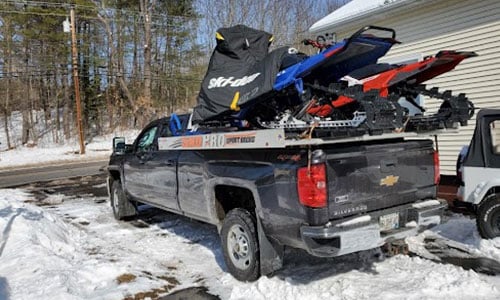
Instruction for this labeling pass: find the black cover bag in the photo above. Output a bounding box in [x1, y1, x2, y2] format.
[192, 24, 289, 123]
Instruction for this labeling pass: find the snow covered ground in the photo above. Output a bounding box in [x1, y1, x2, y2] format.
[1, 182, 499, 300]
[0, 128, 139, 169]
[0, 111, 140, 169]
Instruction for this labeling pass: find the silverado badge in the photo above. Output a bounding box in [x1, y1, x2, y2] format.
[380, 175, 399, 186]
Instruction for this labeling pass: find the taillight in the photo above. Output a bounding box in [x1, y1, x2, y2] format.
[433, 151, 440, 185]
[297, 163, 327, 208]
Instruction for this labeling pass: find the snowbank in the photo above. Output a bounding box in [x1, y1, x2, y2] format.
[0, 191, 125, 299]
[229, 255, 497, 300]
[1, 190, 78, 299]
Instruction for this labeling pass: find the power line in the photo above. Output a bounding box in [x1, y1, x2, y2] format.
[1, 0, 200, 21]
[0, 9, 195, 28]
[3, 0, 97, 10]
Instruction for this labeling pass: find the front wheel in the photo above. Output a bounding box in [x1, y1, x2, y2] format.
[110, 180, 137, 220]
[220, 208, 260, 281]
[476, 193, 500, 239]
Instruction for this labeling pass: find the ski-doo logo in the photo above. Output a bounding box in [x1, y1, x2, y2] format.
[207, 73, 261, 89]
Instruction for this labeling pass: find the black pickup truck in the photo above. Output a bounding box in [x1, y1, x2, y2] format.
[107, 115, 447, 281]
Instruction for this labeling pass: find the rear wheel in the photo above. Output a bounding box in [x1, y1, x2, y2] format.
[476, 193, 500, 239]
[220, 208, 260, 281]
[110, 180, 137, 220]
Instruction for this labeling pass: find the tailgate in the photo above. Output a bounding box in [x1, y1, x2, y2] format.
[325, 139, 436, 220]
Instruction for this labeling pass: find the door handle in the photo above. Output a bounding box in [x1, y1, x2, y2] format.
[165, 159, 176, 166]
[137, 152, 153, 163]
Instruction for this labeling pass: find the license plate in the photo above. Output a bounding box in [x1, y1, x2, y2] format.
[379, 213, 399, 231]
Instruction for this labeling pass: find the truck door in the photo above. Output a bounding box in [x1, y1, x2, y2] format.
[145, 121, 180, 210]
[123, 123, 160, 203]
[123, 121, 180, 210]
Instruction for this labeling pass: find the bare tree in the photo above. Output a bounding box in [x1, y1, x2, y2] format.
[0, 0, 346, 149]
[1, 17, 13, 149]
[196, 0, 347, 54]
[139, 0, 155, 125]
[97, 7, 136, 118]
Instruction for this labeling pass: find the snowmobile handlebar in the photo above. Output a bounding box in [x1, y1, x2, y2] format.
[303, 25, 397, 50]
[302, 38, 331, 50]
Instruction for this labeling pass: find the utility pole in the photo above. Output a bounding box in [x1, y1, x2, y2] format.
[69, 8, 85, 154]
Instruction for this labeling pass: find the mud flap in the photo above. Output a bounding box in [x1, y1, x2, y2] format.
[256, 216, 284, 276]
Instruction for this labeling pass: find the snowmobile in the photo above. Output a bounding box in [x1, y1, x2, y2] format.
[301, 50, 477, 135]
[190, 25, 476, 138]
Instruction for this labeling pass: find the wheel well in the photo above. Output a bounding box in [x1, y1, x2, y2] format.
[108, 170, 121, 194]
[215, 185, 256, 220]
[485, 187, 500, 198]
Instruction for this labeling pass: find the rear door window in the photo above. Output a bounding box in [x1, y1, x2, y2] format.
[159, 120, 173, 138]
[490, 120, 500, 154]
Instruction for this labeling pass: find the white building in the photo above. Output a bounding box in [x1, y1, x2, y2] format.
[310, 0, 500, 174]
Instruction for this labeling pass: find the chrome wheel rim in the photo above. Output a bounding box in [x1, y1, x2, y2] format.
[227, 224, 252, 270]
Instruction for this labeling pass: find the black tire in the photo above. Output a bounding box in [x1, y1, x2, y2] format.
[110, 180, 137, 220]
[476, 193, 500, 239]
[220, 208, 260, 281]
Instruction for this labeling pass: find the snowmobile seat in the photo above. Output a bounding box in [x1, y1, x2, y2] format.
[347, 63, 395, 80]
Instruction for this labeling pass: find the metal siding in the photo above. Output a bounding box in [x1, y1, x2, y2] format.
[327, 0, 500, 174]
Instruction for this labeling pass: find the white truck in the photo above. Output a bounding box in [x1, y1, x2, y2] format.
[456, 109, 500, 239]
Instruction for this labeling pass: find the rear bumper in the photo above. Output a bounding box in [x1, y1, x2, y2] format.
[300, 199, 447, 257]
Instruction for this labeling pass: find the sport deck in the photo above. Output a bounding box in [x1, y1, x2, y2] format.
[158, 128, 454, 150]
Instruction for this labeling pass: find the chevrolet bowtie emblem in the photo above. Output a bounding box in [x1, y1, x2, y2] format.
[380, 175, 399, 186]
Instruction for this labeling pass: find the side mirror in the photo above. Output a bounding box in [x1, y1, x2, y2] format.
[113, 137, 126, 154]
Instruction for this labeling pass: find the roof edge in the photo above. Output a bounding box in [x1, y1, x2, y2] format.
[309, 0, 428, 33]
